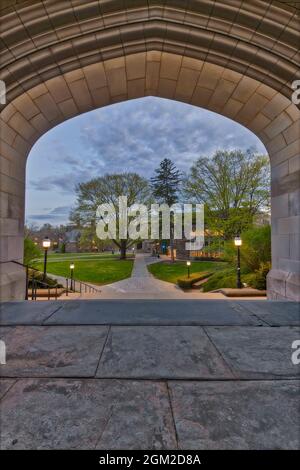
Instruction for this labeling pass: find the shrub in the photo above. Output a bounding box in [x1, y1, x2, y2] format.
[247, 261, 271, 290]
[202, 268, 237, 292]
[177, 272, 211, 289]
[224, 225, 271, 273]
[24, 237, 42, 266]
[28, 269, 61, 288]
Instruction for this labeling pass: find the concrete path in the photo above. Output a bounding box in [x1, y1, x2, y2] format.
[45, 254, 266, 300]
[99, 254, 228, 299]
[0, 299, 299, 449]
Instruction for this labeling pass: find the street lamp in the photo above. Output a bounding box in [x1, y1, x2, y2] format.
[234, 236, 242, 289]
[42, 237, 51, 281]
[186, 260, 191, 278]
[70, 262, 75, 291]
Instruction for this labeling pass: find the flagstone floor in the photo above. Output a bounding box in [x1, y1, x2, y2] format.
[0, 299, 299, 449]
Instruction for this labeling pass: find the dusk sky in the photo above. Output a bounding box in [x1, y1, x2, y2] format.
[25, 96, 267, 227]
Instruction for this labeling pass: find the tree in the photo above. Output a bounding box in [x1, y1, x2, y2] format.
[184, 149, 270, 239]
[72, 173, 150, 259]
[25, 223, 69, 245]
[78, 225, 112, 252]
[150, 158, 182, 261]
[23, 237, 41, 266]
[224, 224, 271, 272]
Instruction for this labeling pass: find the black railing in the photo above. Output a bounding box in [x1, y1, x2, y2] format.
[1, 260, 101, 300]
[64, 277, 100, 297]
[30, 277, 59, 301]
[11, 260, 60, 300]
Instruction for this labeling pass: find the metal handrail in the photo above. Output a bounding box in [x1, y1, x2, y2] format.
[30, 277, 59, 301]
[10, 260, 60, 301]
[65, 277, 101, 296]
[2, 260, 101, 299]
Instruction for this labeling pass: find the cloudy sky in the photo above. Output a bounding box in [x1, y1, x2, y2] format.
[25, 96, 266, 226]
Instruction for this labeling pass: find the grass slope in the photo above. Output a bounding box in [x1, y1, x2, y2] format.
[148, 261, 226, 285]
[35, 252, 132, 261]
[36, 255, 134, 286]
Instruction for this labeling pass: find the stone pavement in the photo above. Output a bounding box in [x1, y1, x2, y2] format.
[44, 253, 267, 300]
[0, 299, 299, 449]
[83, 253, 266, 300]
[45, 253, 226, 300]
[99, 253, 203, 299]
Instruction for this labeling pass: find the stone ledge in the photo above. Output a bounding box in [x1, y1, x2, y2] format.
[0, 262, 26, 300]
[286, 272, 300, 302]
[267, 268, 300, 301]
[216, 288, 266, 298]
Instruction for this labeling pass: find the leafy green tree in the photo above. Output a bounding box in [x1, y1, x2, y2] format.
[72, 173, 150, 259]
[224, 225, 271, 272]
[23, 237, 41, 266]
[202, 226, 271, 292]
[150, 158, 182, 261]
[184, 149, 270, 239]
[79, 226, 111, 252]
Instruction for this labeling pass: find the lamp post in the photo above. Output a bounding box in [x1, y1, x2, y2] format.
[42, 237, 51, 281]
[234, 236, 242, 289]
[70, 262, 75, 291]
[186, 260, 191, 278]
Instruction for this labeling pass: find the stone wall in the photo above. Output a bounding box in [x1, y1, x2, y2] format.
[0, 1, 299, 300]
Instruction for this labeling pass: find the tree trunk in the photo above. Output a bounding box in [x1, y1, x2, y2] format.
[120, 240, 127, 260]
[170, 225, 175, 262]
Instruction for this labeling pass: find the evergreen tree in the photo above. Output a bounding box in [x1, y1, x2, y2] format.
[151, 158, 181, 206]
[150, 159, 182, 261]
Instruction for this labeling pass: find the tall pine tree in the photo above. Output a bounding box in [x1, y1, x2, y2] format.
[150, 158, 181, 261]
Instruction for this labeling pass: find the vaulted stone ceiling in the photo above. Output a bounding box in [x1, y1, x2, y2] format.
[279, 2, 300, 11]
[0, 1, 299, 301]
[0, 0, 299, 105]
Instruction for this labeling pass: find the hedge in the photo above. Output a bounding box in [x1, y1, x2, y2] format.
[177, 271, 212, 290]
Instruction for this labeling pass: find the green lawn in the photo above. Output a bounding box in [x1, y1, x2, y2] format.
[35, 256, 134, 285]
[148, 260, 226, 284]
[201, 268, 257, 292]
[35, 252, 132, 262]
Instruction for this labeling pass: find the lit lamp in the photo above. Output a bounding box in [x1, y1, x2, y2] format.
[234, 236, 242, 289]
[42, 237, 51, 281]
[70, 262, 75, 291]
[186, 260, 191, 278]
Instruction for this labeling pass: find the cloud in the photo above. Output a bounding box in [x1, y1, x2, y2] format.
[30, 97, 267, 195]
[26, 96, 267, 225]
[26, 205, 71, 225]
[79, 97, 266, 177]
[29, 171, 92, 193]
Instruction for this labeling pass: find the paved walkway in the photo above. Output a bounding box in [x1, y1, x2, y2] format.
[0, 299, 299, 449]
[89, 254, 264, 300]
[45, 254, 266, 300]
[100, 253, 212, 299]
[46, 253, 224, 300]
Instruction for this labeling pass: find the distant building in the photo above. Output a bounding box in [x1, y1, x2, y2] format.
[254, 211, 271, 226]
[65, 229, 81, 253]
[141, 240, 156, 253]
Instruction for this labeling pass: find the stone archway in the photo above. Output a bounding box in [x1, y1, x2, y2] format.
[0, 1, 299, 300]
